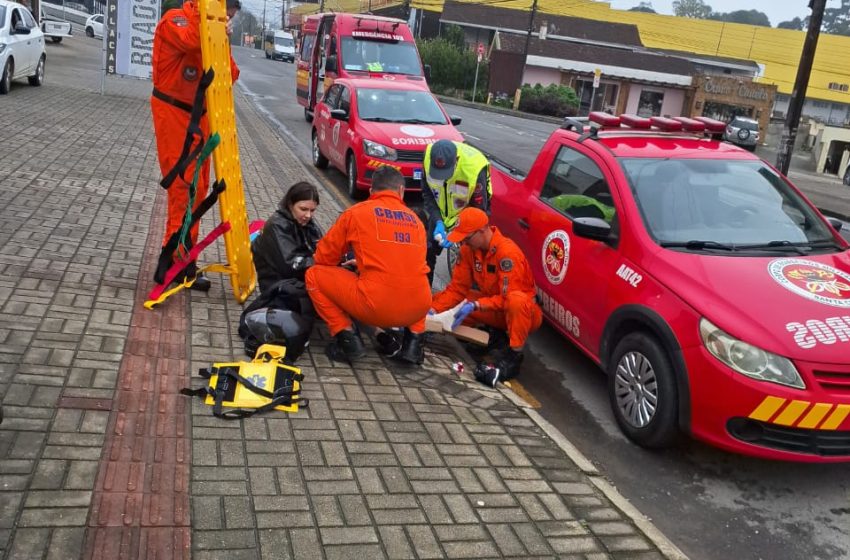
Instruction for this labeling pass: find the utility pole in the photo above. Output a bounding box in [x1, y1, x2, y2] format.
[262, 0, 267, 33]
[320, 0, 325, 12]
[519, 0, 538, 89]
[775, 0, 826, 176]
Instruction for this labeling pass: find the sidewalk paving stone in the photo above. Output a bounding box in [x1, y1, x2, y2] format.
[0, 39, 685, 560]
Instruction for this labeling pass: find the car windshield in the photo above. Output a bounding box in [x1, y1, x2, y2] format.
[620, 158, 843, 251]
[341, 37, 422, 75]
[275, 37, 293, 47]
[733, 120, 758, 131]
[356, 88, 447, 124]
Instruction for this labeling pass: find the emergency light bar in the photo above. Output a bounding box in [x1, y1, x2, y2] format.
[571, 112, 729, 138]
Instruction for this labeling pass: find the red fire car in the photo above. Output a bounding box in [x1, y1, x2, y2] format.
[311, 78, 463, 198]
[491, 112, 850, 462]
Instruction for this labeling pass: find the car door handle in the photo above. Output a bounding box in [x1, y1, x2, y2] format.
[518, 218, 530, 230]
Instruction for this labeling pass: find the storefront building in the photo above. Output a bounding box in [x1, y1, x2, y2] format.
[688, 75, 777, 137]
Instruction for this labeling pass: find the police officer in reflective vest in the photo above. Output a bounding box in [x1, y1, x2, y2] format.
[421, 140, 491, 284]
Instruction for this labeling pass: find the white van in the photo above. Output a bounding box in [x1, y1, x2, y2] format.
[264, 29, 295, 63]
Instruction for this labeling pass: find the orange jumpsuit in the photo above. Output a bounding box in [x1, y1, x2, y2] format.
[151, 2, 240, 254]
[432, 226, 542, 348]
[306, 190, 432, 335]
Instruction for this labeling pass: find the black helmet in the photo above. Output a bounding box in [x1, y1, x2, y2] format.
[244, 308, 313, 363]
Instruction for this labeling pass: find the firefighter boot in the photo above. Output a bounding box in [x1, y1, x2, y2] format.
[475, 348, 524, 387]
[182, 262, 211, 292]
[325, 329, 366, 362]
[392, 329, 425, 365]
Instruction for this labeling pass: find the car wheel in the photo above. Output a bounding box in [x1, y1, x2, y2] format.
[86, 26, 94, 37]
[51, 36, 62, 43]
[311, 130, 328, 169]
[0, 59, 12, 95]
[304, 107, 313, 123]
[347, 154, 366, 200]
[608, 331, 680, 449]
[28, 55, 45, 87]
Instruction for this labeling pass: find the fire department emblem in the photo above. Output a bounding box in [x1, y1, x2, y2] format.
[542, 230, 570, 285]
[768, 258, 850, 308]
[332, 121, 341, 146]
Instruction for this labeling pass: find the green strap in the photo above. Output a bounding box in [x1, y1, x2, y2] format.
[176, 132, 221, 258]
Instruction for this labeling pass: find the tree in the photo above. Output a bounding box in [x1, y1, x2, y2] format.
[628, 2, 656, 13]
[709, 9, 770, 27]
[777, 17, 805, 31]
[672, 0, 712, 19]
[822, 0, 850, 37]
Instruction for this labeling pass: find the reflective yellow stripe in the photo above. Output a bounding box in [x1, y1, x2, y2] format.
[797, 403, 833, 429]
[748, 396, 785, 421]
[820, 404, 850, 430]
[773, 400, 810, 426]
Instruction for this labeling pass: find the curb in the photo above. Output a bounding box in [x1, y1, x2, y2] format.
[503, 386, 690, 560]
[436, 94, 564, 125]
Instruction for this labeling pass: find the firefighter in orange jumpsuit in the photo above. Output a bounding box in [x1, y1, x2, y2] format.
[431, 207, 543, 386]
[306, 166, 432, 364]
[151, 0, 242, 290]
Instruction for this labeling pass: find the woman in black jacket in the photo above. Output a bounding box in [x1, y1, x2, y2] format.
[253, 182, 323, 292]
[239, 182, 323, 361]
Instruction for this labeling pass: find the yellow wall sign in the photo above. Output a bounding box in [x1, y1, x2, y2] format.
[198, 0, 256, 303]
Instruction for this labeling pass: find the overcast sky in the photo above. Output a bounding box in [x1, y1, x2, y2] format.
[608, 0, 844, 27]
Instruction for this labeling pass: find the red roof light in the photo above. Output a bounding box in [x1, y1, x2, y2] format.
[672, 117, 706, 132]
[649, 116, 683, 131]
[589, 112, 621, 127]
[693, 116, 727, 133]
[619, 114, 652, 129]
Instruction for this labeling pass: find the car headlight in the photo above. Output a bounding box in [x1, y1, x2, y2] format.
[699, 318, 805, 389]
[363, 139, 397, 161]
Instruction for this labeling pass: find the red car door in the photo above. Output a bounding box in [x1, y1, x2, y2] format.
[316, 84, 342, 167]
[515, 142, 623, 356]
[328, 85, 353, 169]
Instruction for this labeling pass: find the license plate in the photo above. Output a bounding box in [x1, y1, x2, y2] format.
[413, 169, 422, 180]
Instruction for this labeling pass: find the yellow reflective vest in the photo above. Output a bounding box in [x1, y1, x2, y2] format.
[423, 142, 491, 228]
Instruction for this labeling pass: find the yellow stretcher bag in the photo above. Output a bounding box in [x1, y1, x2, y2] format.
[181, 344, 306, 419]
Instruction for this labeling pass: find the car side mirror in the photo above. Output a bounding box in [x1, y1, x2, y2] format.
[450, 116, 462, 126]
[572, 217, 612, 241]
[13, 23, 31, 35]
[828, 217, 843, 232]
[325, 55, 338, 74]
[330, 108, 348, 121]
[424, 64, 431, 81]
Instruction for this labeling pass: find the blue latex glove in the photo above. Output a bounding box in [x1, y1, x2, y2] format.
[439, 237, 455, 249]
[427, 308, 436, 316]
[433, 220, 447, 243]
[451, 301, 475, 330]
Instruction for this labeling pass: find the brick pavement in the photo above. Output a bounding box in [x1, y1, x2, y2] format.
[0, 39, 682, 559]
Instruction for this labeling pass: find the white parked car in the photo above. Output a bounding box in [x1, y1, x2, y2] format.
[0, 0, 46, 95]
[85, 13, 102, 38]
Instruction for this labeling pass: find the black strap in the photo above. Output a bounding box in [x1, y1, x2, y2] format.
[152, 87, 201, 114]
[159, 68, 215, 190]
[155, 178, 227, 274]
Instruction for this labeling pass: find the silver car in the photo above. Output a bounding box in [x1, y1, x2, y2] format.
[723, 116, 760, 151]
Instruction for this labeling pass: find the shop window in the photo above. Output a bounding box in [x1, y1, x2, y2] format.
[637, 90, 664, 117]
[576, 79, 619, 115]
[828, 82, 849, 93]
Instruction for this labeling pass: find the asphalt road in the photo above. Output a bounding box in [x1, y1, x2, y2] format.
[230, 45, 850, 560]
